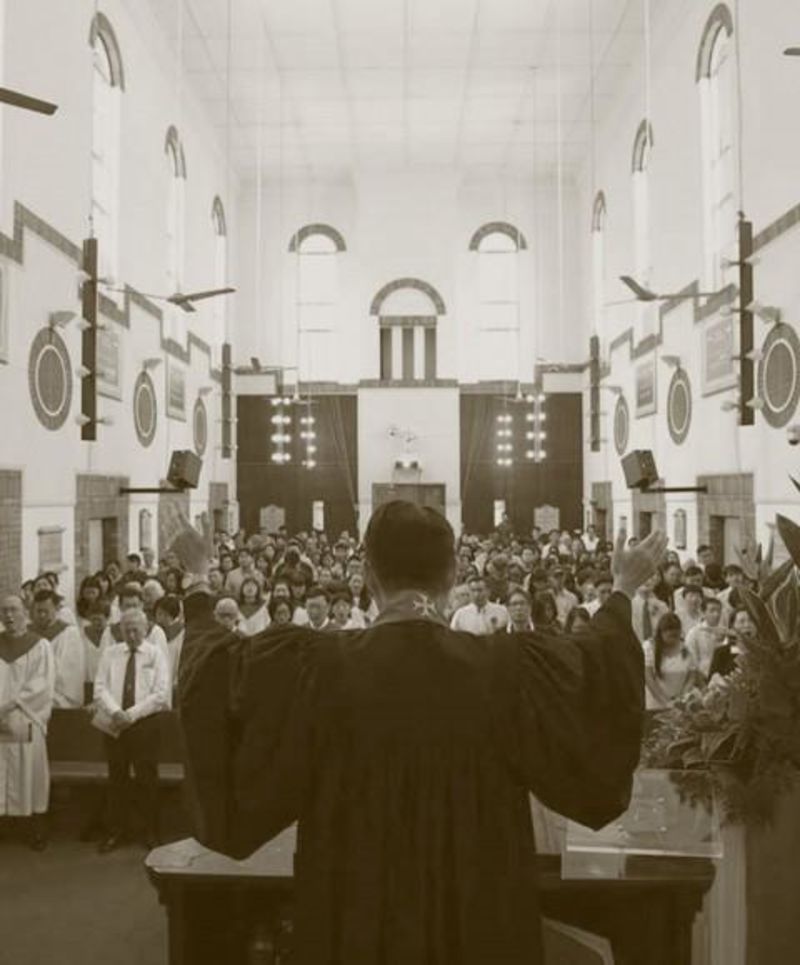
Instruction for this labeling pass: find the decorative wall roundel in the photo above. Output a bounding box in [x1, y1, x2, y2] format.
[29, 328, 72, 430]
[133, 371, 158, 447]
[667, 368, 692, 445]
[614, 394, 630, 455]
[758, 324, 800, 429]
[193, 397, 208, 456]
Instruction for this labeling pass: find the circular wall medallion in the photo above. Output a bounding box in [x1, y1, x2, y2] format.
[614, 394, 630, 455]
[758, 324, 800, 428]
[29, 328, 72, 430]
[133, 371, 158, 447]
[193, 397, 208, 457]
[667, 368, 692, 445]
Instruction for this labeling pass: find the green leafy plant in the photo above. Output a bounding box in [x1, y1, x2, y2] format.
[643, 498, 800, 826]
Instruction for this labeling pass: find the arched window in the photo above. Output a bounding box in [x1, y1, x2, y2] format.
[211, 196, 227, 365]
[631, 121, 653, 289]
[473, 224, 525, 381]
[697, 5, 736, 289]
[165, 126, 186, 343]
[371, 279, 444, 382]
[90, 13, 124, 284]
[591, 192, 607, 352]
[290, 225, 345, 381]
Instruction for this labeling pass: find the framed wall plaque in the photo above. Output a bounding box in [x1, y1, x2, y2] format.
[166, 359, 186, 420]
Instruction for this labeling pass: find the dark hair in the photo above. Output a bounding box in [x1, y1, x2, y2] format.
[507, 587, 531, 607]
[724, 563, 744, 577]
[683, 585, 704, 599]
[155, 594, 182, 621]
[268, 596, 293, 622]
[729, 606, 750, 629]
[87, 600, 111, 619]
[565, 606, 592, 632]
[684, 565, 703, 578]
[531, 591, 558, 628]
[32, 588, 59, 607]
[467, 574, 486, 587]
[595, 571, 614, 588]
[305, 584, 329, 603]
[126, 553, 142, 565]
[238, 577, 263, 604]
[702, 595, 722, 611]
[364, 500, 455, 593]
[653, 612, 683, 678]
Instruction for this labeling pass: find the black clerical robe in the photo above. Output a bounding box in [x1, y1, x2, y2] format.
[178, 590, 643, 965]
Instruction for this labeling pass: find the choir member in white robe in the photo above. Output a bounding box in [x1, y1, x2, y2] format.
[0, 595, 55, 849]
[31, 590, 85, 708]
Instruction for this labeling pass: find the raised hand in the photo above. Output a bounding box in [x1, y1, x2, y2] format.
[168, 510, 213, 576]
[611, 528, 669, 599]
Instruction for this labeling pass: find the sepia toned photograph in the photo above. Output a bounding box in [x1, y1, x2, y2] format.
[1, 1, 799, 963]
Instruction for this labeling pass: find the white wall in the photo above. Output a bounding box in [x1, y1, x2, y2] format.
[0, 0, 239, 601]
[578, 0, 800, 552]
[357, 387, 461, 532]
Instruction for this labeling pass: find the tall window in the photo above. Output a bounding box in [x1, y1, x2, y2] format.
[290, 225, 345, 381]
[165, 127, 186, 343]
[591, 192, 607, 354]
[90, 14, 124, 284]
[697, 5, 737, 289]
[631, 121, 653, 288]
[471, 223, 527, 382]
[211, 196, 227, 366]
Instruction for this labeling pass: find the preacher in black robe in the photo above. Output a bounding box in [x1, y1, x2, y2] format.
[178, 501, 655, 964]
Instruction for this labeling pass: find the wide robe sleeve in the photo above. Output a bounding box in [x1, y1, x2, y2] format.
[493, 591, 644, 830]
[178, 592, 320, 859]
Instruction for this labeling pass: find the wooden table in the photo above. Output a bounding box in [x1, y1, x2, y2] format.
[146, 828, 714, 965]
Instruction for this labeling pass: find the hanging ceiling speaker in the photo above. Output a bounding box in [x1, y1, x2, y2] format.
[0, 86, 58, 115]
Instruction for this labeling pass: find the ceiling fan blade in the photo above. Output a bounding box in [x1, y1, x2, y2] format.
[619, 275, 658, 302]
[176, 287, 236, 303]
[784, 47, 800, 56]
[604, 298, 639, 307]
[0, 86, 58, 115]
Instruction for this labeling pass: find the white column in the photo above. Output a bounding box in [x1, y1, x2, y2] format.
[413, 326, 425, 380]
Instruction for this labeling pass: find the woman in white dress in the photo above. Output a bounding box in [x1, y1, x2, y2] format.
[643, 612, 703, 711]
[238, 577, 270, 637]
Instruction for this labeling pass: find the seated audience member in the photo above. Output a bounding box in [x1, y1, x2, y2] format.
[238, 577, 270, 637]
[708, 607, 758, 679]
[213, 597, 245, 636]
[93, 609, 170, 853]
[225, 548, 264, 597]
[267, 597, 294, 628]
[531, 591, 560, 634]
[304, 585, 332, 631]
[643, 613, 702, 711]
[576, 569, 598, 609]
[153, 595, 185, 681]
[506, 588, 535, 633]
[677, 584, 705, 636]
[207, 567, 225, 597]
[582, 571, 612, 616]
[565, 606, 593, 633]
[450, 575, 508, 634]
[653, 560, 683, 610]
[445, 583, 471, 621]
[82, 600, 110, 689]
[348, 571, 377, 624]
[0, 594, 54, 850]
[32, 573, 76, 627]
[685, 596, 727, 679]
[631, 575, 670, 644]
[484, 553, 510, 604]
[160, 568, 184, 597]
[30, 589, 85, 708]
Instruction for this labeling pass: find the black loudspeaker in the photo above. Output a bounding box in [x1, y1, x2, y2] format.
[167, 450, 202, 490]
[621, 449, 659, 490]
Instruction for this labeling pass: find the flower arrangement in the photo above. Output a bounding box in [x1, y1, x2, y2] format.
[643, 498, 800, 827]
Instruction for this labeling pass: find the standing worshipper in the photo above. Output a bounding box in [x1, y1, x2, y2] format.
[81, 600, 110, 692]
[450, 574, 508, 634]
[30, 590, 85, 708]
[153, 595, 185, 684]
[99, 584, 171, 694]
[237, 577, 270, 637]
[176, 502, 666, 965]
[93, 609, 170, 853]
[506, 587, 535, 632]
[0, 595, 55, 850]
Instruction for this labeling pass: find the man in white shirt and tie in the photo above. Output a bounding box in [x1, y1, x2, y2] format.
[98, 583, 171, 699]
[94, 609, 170, 853]
[450, 575, 508, 634]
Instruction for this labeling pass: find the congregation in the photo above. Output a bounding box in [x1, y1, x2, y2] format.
[0, 518, 757, 854]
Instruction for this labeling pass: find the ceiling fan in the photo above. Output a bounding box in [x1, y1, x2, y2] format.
[0, 86, 58, 115]
[102, 283, 236, 313]
[605, 275, 725, 305]
[783, 47, 800, 56]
